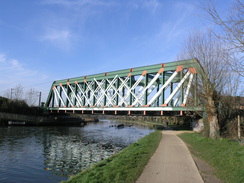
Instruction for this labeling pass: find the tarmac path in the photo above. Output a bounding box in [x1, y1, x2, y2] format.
[136, 130, 204, 183]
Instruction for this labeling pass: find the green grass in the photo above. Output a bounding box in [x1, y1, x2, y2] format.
[64, 131, 162, 183]
[178, 133, 244, 183]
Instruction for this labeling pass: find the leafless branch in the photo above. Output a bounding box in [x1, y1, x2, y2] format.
[200, 0, 244, 76]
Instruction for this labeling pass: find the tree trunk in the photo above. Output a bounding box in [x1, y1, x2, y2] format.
[207, 95, 220, 139]
[208, 113, 219, 139]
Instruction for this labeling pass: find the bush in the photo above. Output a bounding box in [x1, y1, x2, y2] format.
[0, 97, 43, 115]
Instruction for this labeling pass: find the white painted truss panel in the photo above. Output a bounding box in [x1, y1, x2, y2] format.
[50, 67, 198, 111]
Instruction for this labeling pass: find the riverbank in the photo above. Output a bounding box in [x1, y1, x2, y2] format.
[0, 112, 98, 126]
[63, 124, 243, 183]
[105, 118, 165, 130]
[63, 130, 162, 183]
[100, 114, 192, 127]
[179, 133, 244, 183]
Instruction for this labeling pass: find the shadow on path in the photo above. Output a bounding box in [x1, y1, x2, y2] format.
[163, 125, 173, 131]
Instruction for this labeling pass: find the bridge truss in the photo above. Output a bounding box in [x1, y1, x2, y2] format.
[45, 58, 205, 115]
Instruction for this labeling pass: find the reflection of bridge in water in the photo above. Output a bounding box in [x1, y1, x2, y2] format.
[43, 133, 121, 176]
[42, 122, 153, 177]
[45, 58, 205, 115]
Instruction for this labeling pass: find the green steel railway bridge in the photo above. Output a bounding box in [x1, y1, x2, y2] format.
[45, 58, 205, 115]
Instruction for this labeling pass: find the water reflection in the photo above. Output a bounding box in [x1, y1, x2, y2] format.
[0, 120, 154, 183]
[43, 134, 122, 177]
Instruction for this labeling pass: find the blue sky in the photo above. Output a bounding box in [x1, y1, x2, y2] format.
[0, 0, 233, 102]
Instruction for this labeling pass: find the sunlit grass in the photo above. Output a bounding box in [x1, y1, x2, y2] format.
[179, 133, 244, 183]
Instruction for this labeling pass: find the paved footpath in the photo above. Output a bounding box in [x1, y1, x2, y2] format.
[136, 131, 204, 183]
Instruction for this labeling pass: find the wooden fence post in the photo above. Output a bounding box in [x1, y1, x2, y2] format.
[238, 115, 240, 140]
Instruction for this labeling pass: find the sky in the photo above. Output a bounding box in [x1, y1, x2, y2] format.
[0, 0, 234, 103]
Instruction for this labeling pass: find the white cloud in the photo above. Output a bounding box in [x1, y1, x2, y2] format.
[128, 0, 161, 13]
[38, 0, 117, 51]
[10, 59, 23, 70]
[42, 29, 72, 43]
[0, 53, 49, 94]
[41, 29, 72, 49]
[42, 29, 70, 41]
[142, 0, 161, 12]
[0, 54, 6, 62]
[38, 0, 103, 50]
[155, 2, 195, 43]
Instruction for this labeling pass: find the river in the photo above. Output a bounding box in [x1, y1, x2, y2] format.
[0, 120, 154, 183]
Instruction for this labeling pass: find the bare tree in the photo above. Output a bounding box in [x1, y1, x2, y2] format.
[25, 88, 39, 106]
[178, 31, 240, 139]
[12, 84, 24, 101]
[200, 0, 244, 76]
[3, 90, 11, 99]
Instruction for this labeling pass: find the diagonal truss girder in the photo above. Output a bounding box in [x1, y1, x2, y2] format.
[45, 58, 205, 112]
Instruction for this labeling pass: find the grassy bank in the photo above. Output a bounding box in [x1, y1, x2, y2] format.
[179, 133, 244, 183]
[113, 118, 161, 126]
[63, 131, 162, 183]
[112, 119, 165, 130]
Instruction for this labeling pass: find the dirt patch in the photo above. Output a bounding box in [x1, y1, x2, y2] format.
[176, 131, 222, 183]
[178, 134, 222, 183]
[192, 155, 222, 183]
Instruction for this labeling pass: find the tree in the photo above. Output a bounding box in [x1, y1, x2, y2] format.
[25, 88, 39, 106]
[178, 31, 240, 139]
[201, 0, 244, 76]
[12, 84, 24, 101]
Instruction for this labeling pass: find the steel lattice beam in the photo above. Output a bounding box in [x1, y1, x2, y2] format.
[45, 58, 206, 113]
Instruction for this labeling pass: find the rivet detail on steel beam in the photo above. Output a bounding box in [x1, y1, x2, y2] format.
[158, 68, 164, 74]
[160, 104, 167, 107]
[142, 70, 147, 76]
[189, 68, 197, 74]
[176, 65, 183, 72]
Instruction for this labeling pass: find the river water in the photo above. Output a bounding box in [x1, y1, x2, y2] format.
[0, 120, 154, 183]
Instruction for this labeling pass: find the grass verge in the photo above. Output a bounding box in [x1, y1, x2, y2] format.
[63, 131, 162, 183]
[178, 133, 244, 183]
